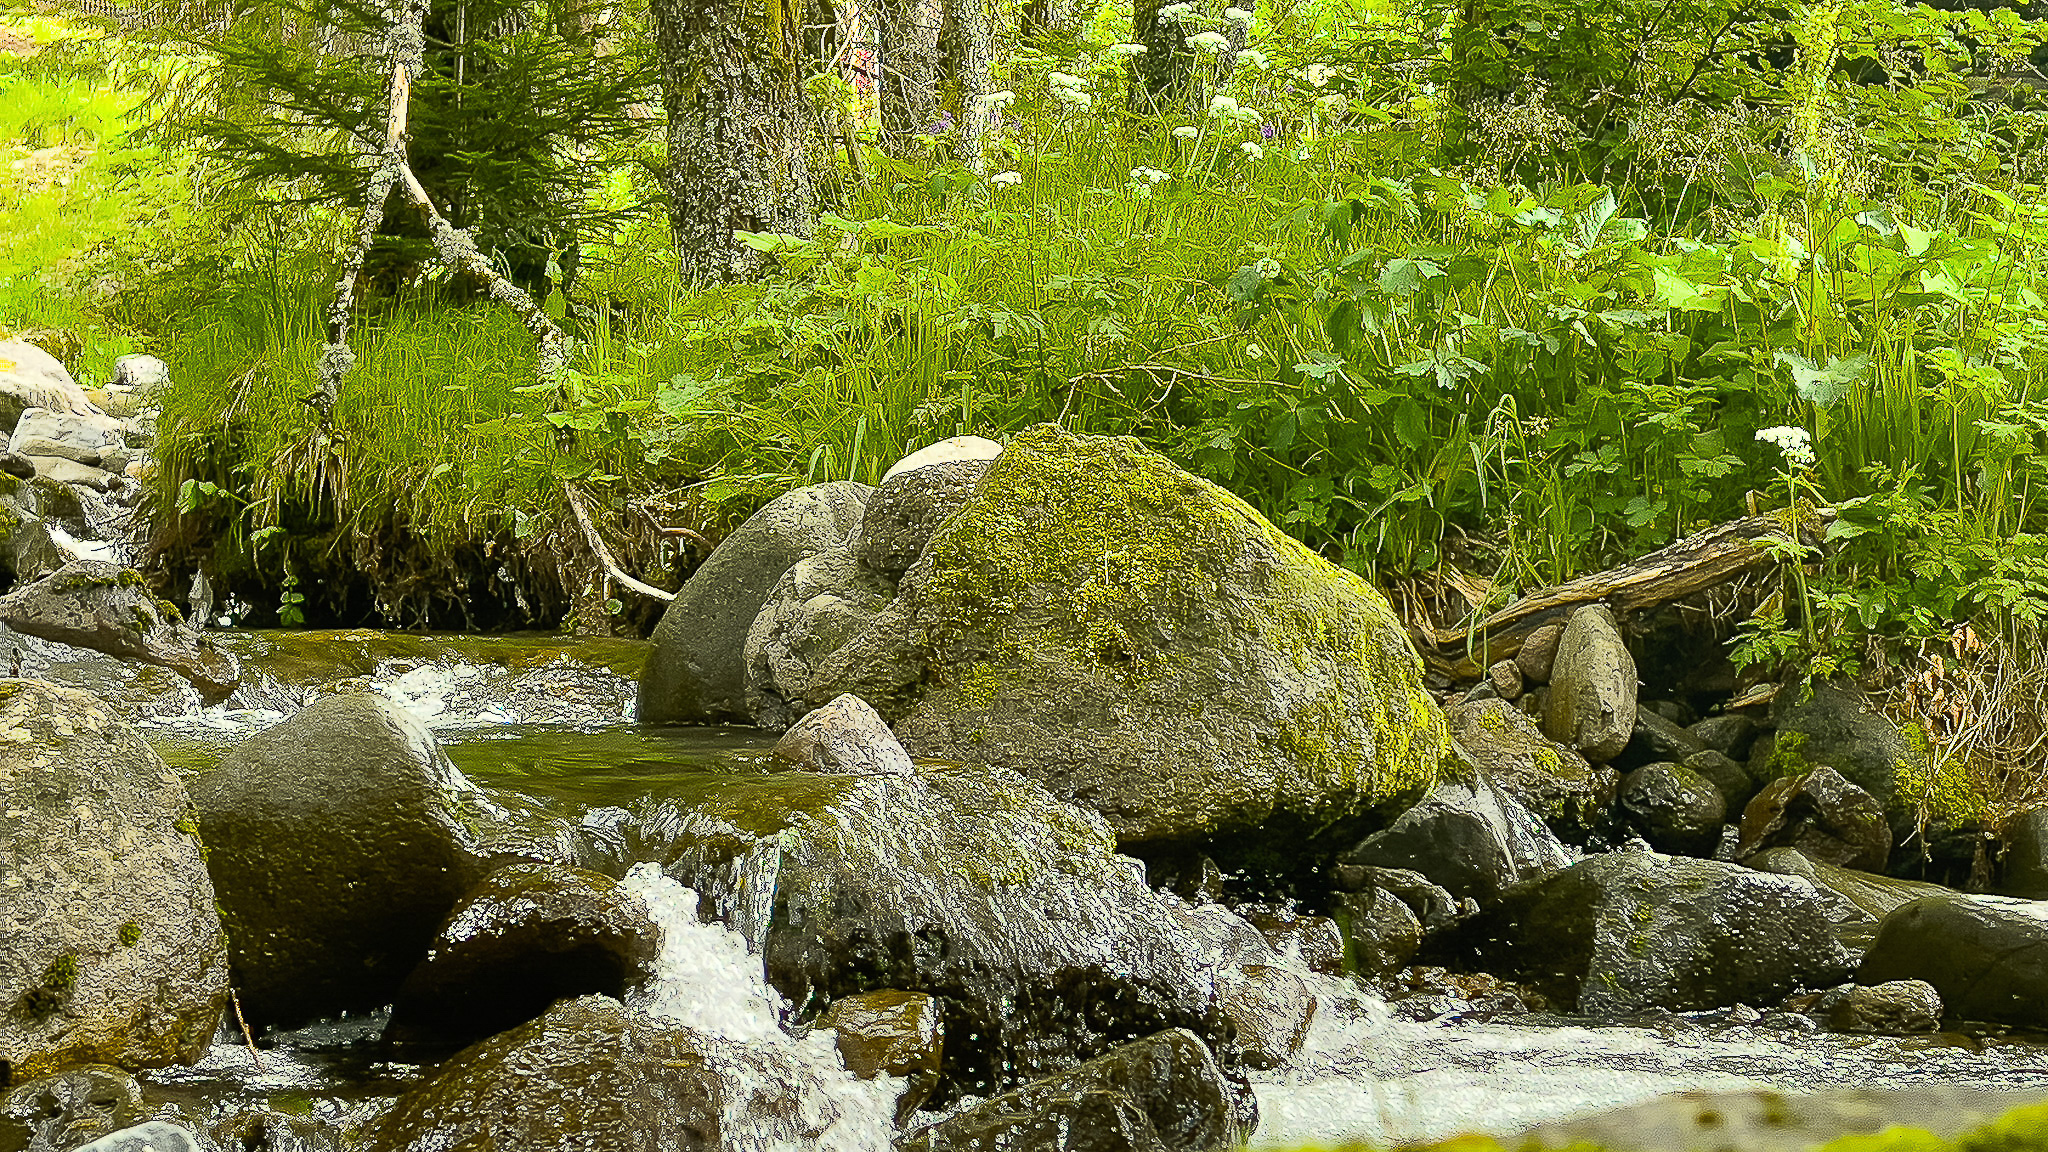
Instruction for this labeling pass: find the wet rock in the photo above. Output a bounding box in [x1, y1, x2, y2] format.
[9, 407, 122, 467]
[1618, 761, 1726, 856]
[0, 680, 227, 1081]
[1464, 851, 1852, 1014]
[818, 989, 942, 1119]
[1760, 681, 1941, 831]
[1515, 622, 1564, 685]
[1997, 806, 2048, 898]
[746, 426, 1450, 850]
[744, 548, 898, 731]
[881, 434, 1003, 483]
[898, 1028, 1236, 1152]
[2, 518, 63, 586]
[1485, 659, 1523, 699]
[769, 692, 913, 775]
[847, 459, 989, 581]
[0, 340, 98, 429]
[1743, 847, 1951, 959]
[1337, 777, 1568, 904]
[1807, 980, 1942, 1033]
[109, 355, 168, 393]
[1625, 706, 1706, 766]
[209, 1107, 345, 1152]
[1217, 965, 1314, 1070]
[31, 455, 117, 492]
[1541, 606, 1637, 762]
[367, 995, 868, 1152]
[1684, 749, 1757, 814]
[1335, 887, 1422, 975]
[72, 1121, 206, 1152]
[1446, 698, 1613, 835]
[1688, 713, 1758, 758]
[1857, 895, 2048, 1030]
[388, 862, 660, 1047]
[1514, 1087, 2036, 1152]
[639, 481, 871, 724]
[1330, 864, 1460, 930]
[0, 450, 32, 480]
[1738, 767, 1891, 872]
[0, 561, 236, 700]
[1238, 907, 1343, 975]
[636, 761, 1235, 1099]
[193, 693, 498, 1029]
[0, 1065, 144, 1150]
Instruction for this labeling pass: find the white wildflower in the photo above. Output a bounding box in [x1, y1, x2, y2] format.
[1305, 62, 1333, 88]
[1054, 86, 1094, 110]
[1223, 5, 1254, 25]
[1756, 425, 1816, 469]
[974, 90, 1017, 110]
[1317, 92, 1347, 115]
[989, 170, 1023, 188]
[1246, 342, 1267, 359]
[1048, 70, 1087, 89]
[1187, 30, 1230, 53]
[1239, 48, 1270, 69]
[1208, 94, 1240, 118]
[1128, 166, 1170, 198]
[1239, 141, 1264, 159]
[1171, 125, 1200, 140]
[1158, 1, 1194, 20]
[1108, 42, 1148, 56]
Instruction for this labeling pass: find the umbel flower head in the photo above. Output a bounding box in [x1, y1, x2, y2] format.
[989, 170, 1023, 189]
[1756, 425, 1815, 469]
[1187, 30, 1230, 53]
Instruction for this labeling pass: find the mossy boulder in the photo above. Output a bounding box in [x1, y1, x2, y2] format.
[750, 425, 1451, 848]
[1758, 682, 1974, 835]
[192, 694, 499, 1029]
[1744, 847, 1953, 960]
[0, 561, 237, 702]
[0, 679, 228, 1082]
[1447, 698, 1614, 835]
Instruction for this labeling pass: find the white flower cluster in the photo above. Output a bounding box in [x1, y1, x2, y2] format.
[974, 90, 1016, 111]
[1129, 166, 1171, 197]
[989, 170, 1023, 189]
[1223, 5, 1254, 25]
[1108, 42, 1149, 56]
[1158, 1, 1195, 20]
[1206, 94, 1259, 124]
[1239, 48, 1269, 69]
[1187, 30, 1230, 53]
[1171, 125, 1200, 140]
[1756, 425, 1816, 469]
[1239, 141, 1263, 159]
[1049, 71, 1093, 110]
[1305, 62, 1334, 87]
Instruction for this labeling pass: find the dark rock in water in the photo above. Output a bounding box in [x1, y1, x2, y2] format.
[745, 425, 1451, 851]
[193, 694, 498, 1029]
[1624, 706, 1706, 767]
[898, 1029, 1238, 1152]
[70, 1121, 206, 1152]
[847, 458, 990, 581]
[639, 481, 871, 724]
[1514, 622, 1564, 685]
[1738, 766, 1891, 872]
[0, 680, 227, 1080]
[1857, 895, 2048, 1030]
[1513, 1087, 2038, 1152]
[1805, 980, 1942, 1034]
[1446, 698, 1613, 836]
[1687, 713, 1758, 758]
[0, 1065, 144, 1150]
[1683, 749, 1756, 814]
[1462, 851, 1852, 1014]
[388, 862, 660, 1047]
[2, 518, 64, 586]
[1541, 605, 1636, 763]
[1761, 681, 1952, 833]
[367, 995, 868, 1152]
[1335, 887, 1422, 975]
[0, 561, 237, 701]
[1216, 966, 1314, 1070]
[818, 990, 942, 1120]
[621, 762, 1235, 1100]
[209, 1107, 345, 1152]
[1618, 761, 1726, 856]
[1329, 864, 1460, 931]
[769, 692, 913, 775]
[1743, 847, 1952, 960]
[1238, 907, 1344, 975]
[1337, 777, 1568, 904]
[1998, 806, 2048, 898]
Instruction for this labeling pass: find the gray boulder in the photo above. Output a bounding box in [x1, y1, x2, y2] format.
[71, 1121, 207, 1152]
[1337, 777, 1568, 904]
[0, 341, 98, 429]
[898, 1029, 1237, 1152]
[388, 862, 661, 1046]
[846, 458, 989, 580]
[1760, 681, 1955, 831]
[9, 406, 123, 467]
[0, 561, 238, 700]
[1335, 886, 1423, 975]
[744, 548, 898, 730]
[109, 354, 169, 392]
[193, 694, 499, 1028]
[1542, 605, 1637, 762]
[0, 1065, 144, 1150]
[31, 456, 117, 492]
[0, 680, 227, 1080]
[1737, 766, 1891, 872]
[1857, 894, 2048, 1029]
[1807, 980, 1942, 1034]
[638, 481, 870, 724]
[1465, 851, 1852, 1014]
[749, 425, 1451, 849]
[769, 692, 913, 775]
[1617, 761, 1726, 856]
[1744, 847, 1952, 959]
[1446, 698, 1613, 834]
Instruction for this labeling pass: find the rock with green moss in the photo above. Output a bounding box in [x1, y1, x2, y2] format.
[0, 679, 228, 1080]
[192, 693, 500, 1028]
[1458, 850, 1852, 1014]
[1449, 698, 1614, 835]
[1337, 777, 1568, 904]
[749, 425, 1451, 849]
[0, 560, 237, 702]
[1857, 894, 2048, 1030]
[1758, 682, 1974, 835]
[1617, 761, 1726, 856]
[0, 1065, 147, 1150]
[1506, 1087, 2040, 1152]
[638, 481, 871, 725]
[1737, 767, 1891, 872]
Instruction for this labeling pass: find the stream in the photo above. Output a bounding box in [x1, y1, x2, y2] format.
[15, 627, 2048, 1148]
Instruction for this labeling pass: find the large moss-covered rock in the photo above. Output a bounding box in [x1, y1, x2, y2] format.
[1460, 851, 1852, 1014]
[750, 425, 1450, 848]
[1759, 682, 1968, 834]
[0, 680, 228, 1082]
[639, 482, 871, 724]
[192, 694, 498, 1028]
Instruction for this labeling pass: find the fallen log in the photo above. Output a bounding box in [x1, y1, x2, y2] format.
[1414, 512, 1826, 681]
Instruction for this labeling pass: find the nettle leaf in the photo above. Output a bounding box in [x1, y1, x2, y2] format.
[1774, 350, 1871, 408]
[1378, 257, 1442, 297]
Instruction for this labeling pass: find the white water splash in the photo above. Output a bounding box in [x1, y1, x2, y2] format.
[621, 863, 905, 1152]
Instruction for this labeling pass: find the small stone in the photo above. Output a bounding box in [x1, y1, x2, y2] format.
[1738, 766, 1892, 873]
[1688, 713, 1759, 758]
[818, 989, 943, 1120]
[1487, 659, 1524, 699]
[1618, 761, 1727, 856]
[1685, 749, 1756, 813]
[1516, 622, 1565, 684]
[1239, 906, 1344, 975]
[1542, 605, 1638, 762]
[770, 693, 913, 775]
[1811, 980, 1941, 1034]
[1218, 964, 1315, 1069]
[1626, 705, 1707, 766]
[70, 1121, 205, 1152]
[1336, 886, 1422, 975]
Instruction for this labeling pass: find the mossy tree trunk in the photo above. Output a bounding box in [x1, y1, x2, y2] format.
[647, 0, 819, 283]
[872, 0, 943, 150]
[1128, 0, 1195, 112]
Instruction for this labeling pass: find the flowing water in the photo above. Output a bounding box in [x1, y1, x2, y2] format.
[15, 625, 2048, 1147]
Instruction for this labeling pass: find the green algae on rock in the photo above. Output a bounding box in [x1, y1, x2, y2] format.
[756, 425, 1451, 848]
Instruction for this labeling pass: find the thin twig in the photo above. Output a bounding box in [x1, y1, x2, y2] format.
[229, 988, 264, 1071]
[564, 485, 676, 602]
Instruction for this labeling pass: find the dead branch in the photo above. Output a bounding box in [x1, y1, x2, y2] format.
[564, 485, 676, 602]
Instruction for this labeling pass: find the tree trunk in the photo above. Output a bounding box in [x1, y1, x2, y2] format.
[1128, 0, 1195, 113]
[648, 0, 820, 283]
[1019, 0, 1075, 41]
[871, 0, 943, 150]
[938, 0, 992, 158]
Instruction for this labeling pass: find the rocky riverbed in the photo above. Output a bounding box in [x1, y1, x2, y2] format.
[5, 424, 2048, 1151]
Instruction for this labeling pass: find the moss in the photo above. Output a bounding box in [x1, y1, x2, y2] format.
[118, 921, 142, 947]
[173, 814, 199, 836]
[1895, 721, 1985, 826]
[1764, 729, 1812, 779]
[18, 953, 78, 1020]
